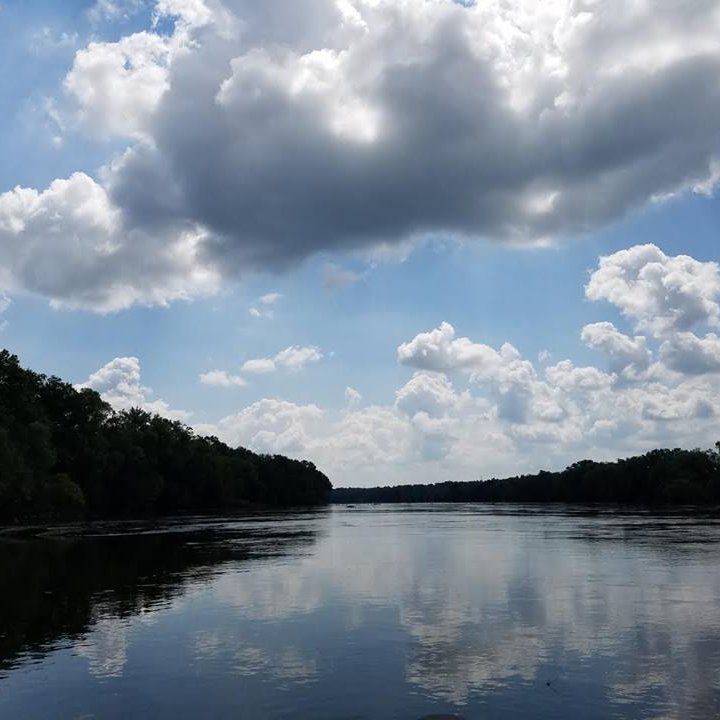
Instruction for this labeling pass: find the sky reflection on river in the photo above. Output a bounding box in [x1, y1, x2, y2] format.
[1, 506, 719, 719]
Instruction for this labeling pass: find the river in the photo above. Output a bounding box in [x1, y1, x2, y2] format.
[1, 505, 719, 719]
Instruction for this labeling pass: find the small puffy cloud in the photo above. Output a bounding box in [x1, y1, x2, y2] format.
[199, 370, 246, 387]
[585, 245, 720, 337]
[580, 321, 651, 374]
[242, 345, 323, 373]
[78, 356, 190, 420]
[274, 345, 323, 371]
[344, 386, 362, 406]
[241, 358, 277, 374]
[249, 292, 283, 319]
[397, 322, 502, 374]
[259, 292, 282, 305]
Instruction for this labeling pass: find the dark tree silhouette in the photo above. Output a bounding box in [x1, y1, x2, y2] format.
[333, 447, 720, 505]
[0, 350, 331, 521]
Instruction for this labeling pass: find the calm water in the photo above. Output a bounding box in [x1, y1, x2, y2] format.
[1, 505, 720, 719]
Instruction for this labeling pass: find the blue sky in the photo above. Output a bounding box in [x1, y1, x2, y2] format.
[2, 0, 720, 486]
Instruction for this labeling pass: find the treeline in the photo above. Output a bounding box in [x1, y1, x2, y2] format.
[333, 447, 720, 505]
[0, 350, 331, 521]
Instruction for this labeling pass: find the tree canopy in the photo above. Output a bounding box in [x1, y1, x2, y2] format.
[0, 350, 331, 521]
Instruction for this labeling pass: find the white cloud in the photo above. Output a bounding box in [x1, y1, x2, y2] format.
[259, 292, 282, 305]
[585, 244, 720, 337]
[545, 360, 613, 392]
[78, 356, 191, 420]
[199, 369, 247, 387]
[198, 399, 324, 455]
[344, 386, 362, 406]
[241, 345, 323, 374]
[64, 32, 172, 139]
[241, 358, 277, 374]
[0, 172, 218, 311]
[397, 321, 503, 374]
[274, 345, 323, 371]
[395, 371, 465, 418]
[659, 332, 720, 375]
[249, 292, 283, 319]
[580, 321, 651, 374]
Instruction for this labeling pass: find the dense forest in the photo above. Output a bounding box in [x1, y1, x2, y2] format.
[0, 351, 331, 521]
[333, 445, 720, 505]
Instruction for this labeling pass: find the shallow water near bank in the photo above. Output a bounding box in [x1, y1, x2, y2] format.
[1, 504, 720, 719]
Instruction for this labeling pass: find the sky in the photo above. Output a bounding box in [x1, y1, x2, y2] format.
[1, 0, 720, 487]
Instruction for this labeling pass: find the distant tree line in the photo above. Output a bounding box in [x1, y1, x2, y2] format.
[0, 350, 331, 521]
[333, 446, 720, 505]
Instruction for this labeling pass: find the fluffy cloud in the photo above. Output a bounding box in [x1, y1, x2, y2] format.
[64, 32, 173, 139]
[585, 244, 720, 336]
[240, 358, 277, 374]
[3, 1, 720, 309]
[659, 332, 720, 375]
[198, 399, 324, 455]
[242, 345, 323, 373]
[580, 322, 651, 374]
[77, 356, 191, 420]
[395, 371, 466, 417]
[0, 173, 218, 311]
[199, 369, 247, 387]
[397, 322, 505, 374]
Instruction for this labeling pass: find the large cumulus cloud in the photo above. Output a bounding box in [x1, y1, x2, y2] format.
[2, 0, 720, 309]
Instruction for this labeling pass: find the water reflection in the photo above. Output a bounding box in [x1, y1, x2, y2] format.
[2, 506, 720, 719]
[0, 512, 327, 678]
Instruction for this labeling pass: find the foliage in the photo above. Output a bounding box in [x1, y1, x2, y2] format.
[0, 351, 331, 521]
[333, 445, 720, 505]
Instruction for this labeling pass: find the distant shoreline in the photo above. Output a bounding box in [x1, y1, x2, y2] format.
[332, 446, 720, 505]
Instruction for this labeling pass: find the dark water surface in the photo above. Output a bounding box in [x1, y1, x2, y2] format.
[1, 505, 720, 719]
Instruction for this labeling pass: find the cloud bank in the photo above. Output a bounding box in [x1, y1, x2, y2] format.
[87, 245, 720, 486]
